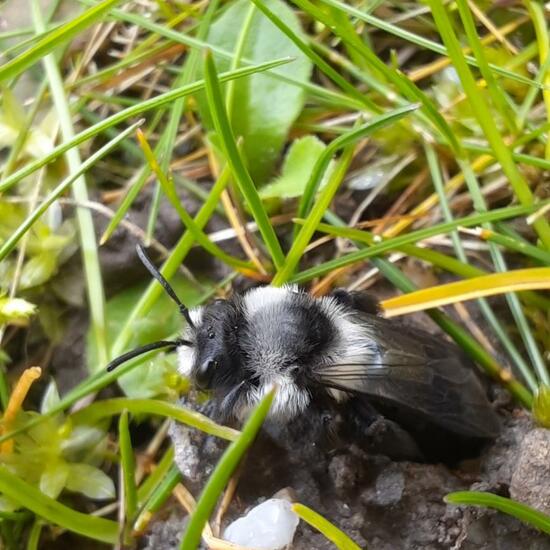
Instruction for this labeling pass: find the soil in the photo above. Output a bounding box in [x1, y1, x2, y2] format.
[145, 409, 550, 550]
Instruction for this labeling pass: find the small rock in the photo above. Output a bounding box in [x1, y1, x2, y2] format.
[328, 454, 358, 495]
[510, 428, 550, 514]
[362, 463, 405, 507]
[223, 499, 299, 549]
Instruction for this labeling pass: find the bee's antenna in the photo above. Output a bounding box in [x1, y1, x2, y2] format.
[106, 338, 192, 372]
[136, 244, 195, 329]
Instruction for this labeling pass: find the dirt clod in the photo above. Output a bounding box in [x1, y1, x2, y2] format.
[510, 428, 550, 514]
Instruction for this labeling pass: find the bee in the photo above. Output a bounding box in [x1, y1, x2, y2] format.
[107, 245, 500, 461]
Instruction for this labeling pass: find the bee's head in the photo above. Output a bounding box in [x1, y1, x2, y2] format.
[180, 298, 243, 392]
[179, 286, 339, 420]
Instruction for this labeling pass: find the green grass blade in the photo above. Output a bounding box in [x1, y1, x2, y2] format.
[295, 105, 417, 231]
[273, 103, 416, 284]
[137, 447, 175, 506]
[292, 503, 362, 550]
[203, 49, 285, 269]
[454, 0, 517, 133]
[524, 0, 550, 158]
[110, 164, 232, 358]
[143, 0, 220, 245]
[119, 410, 138, 523]
[0, 120, 141, 261]
[0, 467, 118, 544]
[32, 0, 109, 366]
[290, 200, 549, 283]
[424, 142, 536, 391]
[317, 0, 542, 90]
[100, 164, 150, 244]
[428, 0, 550, 250]
[26, 519, 43, 550]
[136, 129, 254, 272]
[290, 0, 461, 153]
[445, 492, 550, 535]
[479, 228, 550, 265]
[225, 3, 256, 115]
[0, 56, 293, 194]
[249, 0, 379, 112]
[134, 464, 182, 534]
[179, 388, 275, 549]
[0, 0, 121, 82]
[80, 0, 363, 111]
[70, 398, 240, 441]
[275, 139, 355, 285]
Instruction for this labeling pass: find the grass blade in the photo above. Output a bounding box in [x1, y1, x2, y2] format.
[445, 491, 550, 535]
[109, 165, 232, 358]
[119, 409, 138, 524]
[0, 56, 294, 194]
[0, 467, 118, 544]
[382, 268, 550, 317]
[135, 129, 255, 273]
[32, 1, 109, 366]
[249, 0, 379, 112]
[424, 142, 535, 396]
[179, 389, 275, 549]
[203, 49, 285, 269]
[296, 106, 417, 229]
[0, 0, 121, 82]
[274, 103, 418, 285]
[134, 464, 182, 534]
[69, 398, 240, 441]
[292, 503, 362, 550]
[0, 120, 142, 261]
[290, 200, 549, 283]
[317, 0, 542, 90]
[427, 0, 550, 250]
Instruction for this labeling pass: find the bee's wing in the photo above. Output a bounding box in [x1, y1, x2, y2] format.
[314, 314, 500, 439]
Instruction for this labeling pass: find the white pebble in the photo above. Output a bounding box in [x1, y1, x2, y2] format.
[223, 498, 299, 549]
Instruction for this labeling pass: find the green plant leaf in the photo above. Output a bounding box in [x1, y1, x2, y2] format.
[0, 296, 36, 325]
[70, 398, 240, 442]
[260, 135, 333, 199]
[40, 380, 61, 415]
[60, 425, 107, 459]
[65, 464, 115, 500]
[19, 252, 58, 290]
[39, 462, 69, 500]
[200, 0, 312, 183]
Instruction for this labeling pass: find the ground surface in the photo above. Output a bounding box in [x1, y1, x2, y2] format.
[140, 406, 550, 550]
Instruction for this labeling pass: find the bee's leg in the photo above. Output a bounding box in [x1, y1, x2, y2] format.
[330, 288, 381, 315]
[344, 398, 424, 461]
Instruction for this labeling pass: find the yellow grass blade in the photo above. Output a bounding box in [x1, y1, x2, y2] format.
[382, 268, 550, 317]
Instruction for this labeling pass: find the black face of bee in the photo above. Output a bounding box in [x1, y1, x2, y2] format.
[191, 299, 243, 391]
